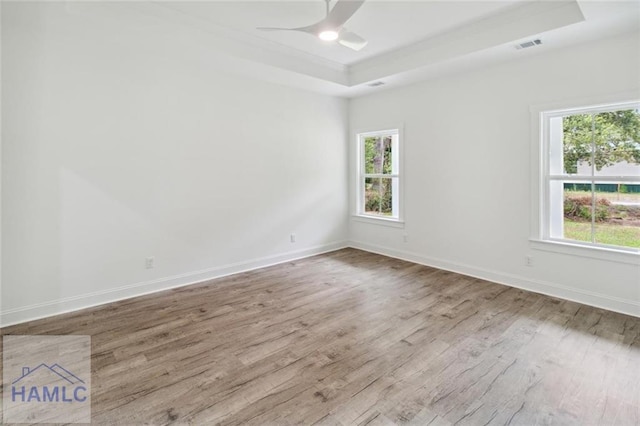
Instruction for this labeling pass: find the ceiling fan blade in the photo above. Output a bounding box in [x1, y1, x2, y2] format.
[257, 26, 312, 33]
[338, 29, 368, 51]
[325, 0, 366, 28]
[257, 0, 367, 46]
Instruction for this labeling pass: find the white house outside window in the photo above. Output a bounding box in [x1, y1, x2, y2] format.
[539, 101, 640, 252]
[356, 129, 401, 221]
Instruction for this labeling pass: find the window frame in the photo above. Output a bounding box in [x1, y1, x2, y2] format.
[354, 128, 404, 225]
[530, 96, 640, 263]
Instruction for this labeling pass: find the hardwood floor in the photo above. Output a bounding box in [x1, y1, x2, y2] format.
[1, 248, 639, 425]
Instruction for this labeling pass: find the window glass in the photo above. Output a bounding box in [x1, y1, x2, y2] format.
[546, 105, 640, 250]
[358, 130, 400, 220]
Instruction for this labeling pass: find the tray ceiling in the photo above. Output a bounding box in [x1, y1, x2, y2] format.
[62, 1, 640, 97]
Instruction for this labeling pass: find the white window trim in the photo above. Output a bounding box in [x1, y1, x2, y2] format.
[354, 127, 404, 226]
[530, 93, 640, 265]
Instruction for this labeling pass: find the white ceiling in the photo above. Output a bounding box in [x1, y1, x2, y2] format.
[129, 1, 640, 97]
[158, 1, 528, 65]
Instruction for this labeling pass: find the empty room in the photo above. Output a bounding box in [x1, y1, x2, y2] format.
[1, 0, 639, 424]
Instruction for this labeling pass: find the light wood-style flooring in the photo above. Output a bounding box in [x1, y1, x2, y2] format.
[1, 248, 639, 425]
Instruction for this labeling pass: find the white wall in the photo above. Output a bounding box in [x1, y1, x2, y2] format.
[0, 1, 3, 326]
[1, 3, 349, 326]
[349, 31, 640, 317]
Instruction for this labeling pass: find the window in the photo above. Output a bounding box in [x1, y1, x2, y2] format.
[356, 129, 401, 222]
[538, 101, 640, 252]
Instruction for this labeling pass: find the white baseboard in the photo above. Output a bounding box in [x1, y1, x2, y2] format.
[3, 239, 637, 327]
[0, 241, 348, 328]
[348, 240, 640, 318]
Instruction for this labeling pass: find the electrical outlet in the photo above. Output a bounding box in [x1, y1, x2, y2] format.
[403, 234, 408, 243]
[145, 256, 155, 269]
[525, 255, 533, 267]
[290, 233, 296, 243]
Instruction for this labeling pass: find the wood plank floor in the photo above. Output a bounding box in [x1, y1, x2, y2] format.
[1, 248, 639, 425]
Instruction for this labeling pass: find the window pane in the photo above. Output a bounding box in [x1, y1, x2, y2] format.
[562, 113, 594, 176]
[563, 184, 594, 244]
[593, 186, 640, 248]
[563, 182, 640, 248]
[382, 136, 393, 174]
[380, 177, 393, 215]
[364, 137, 381, 174]
[591, 109, 640, 177]
[364, 136, 393, 174]
[364, 177, 381, 214]
[364, 177, 394, 216]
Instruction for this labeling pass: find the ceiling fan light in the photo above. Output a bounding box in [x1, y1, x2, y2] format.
[318, 30, 339, 41]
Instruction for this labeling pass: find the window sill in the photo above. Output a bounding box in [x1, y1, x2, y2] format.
[529, 239, 640, 265]
[352, 215, 405, 228]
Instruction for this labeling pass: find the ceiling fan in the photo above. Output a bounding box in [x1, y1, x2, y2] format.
[257, 0, 368, 51]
